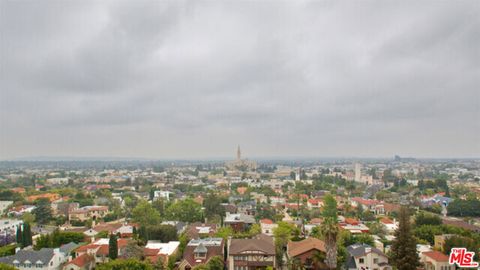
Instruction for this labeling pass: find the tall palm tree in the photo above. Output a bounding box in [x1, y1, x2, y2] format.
[312, 250, 326, 270]
[320, 217, 338, 269]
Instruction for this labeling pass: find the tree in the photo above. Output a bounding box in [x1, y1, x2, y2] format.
[32, 198, 53, 225]
[414, 211, 442, 226]
[444, 236, 479, 261]
[391, 207, 419, 270]
[152, 199, 166, 216]
[165, 199, 202, 223]
[322, 195, 338, 220]
[312, 250, 326, 269]
[109, 234, 118, 260]
[204, 193, 224, 219]
[21, 212, 35, 224]
[320, 194, 338, 269]
[144, 225, 178, 242]
[22, 223, 32, 247]
[206, 256, 224, 270]
[320, 218, 338, 269]
[96, 259, 153, 270]
[132, 200, 161, 227]
[273, 222, 299, 268]
[16, 225, 23, 247]
[0, 263, 18, 270]
[122, 240, 144, 260]
[152, 256, 165, 270]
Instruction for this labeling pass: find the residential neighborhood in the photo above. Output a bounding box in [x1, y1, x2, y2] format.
[0, 153, 479, 270]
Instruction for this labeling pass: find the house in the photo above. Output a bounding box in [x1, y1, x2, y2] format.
[185, 223, 218, 239]
[420, 251, 452, 270]
[442, 218, 480, 233]
[69, 206, 109, 222]
[161, 221, 187, 235]
[178, 238, 224, 270]
[345, 244, 391, 270]
[227, 234, 276, 270]
[420, 194, 453, 208]
[0, 219, 23, 236]
[237, 200, 257, 216]
[144, 241, 180, 265]
[63, 254, 94, 270]
[8, 205, 36, 217]
[154, 190, 172, 201]
[339, 217, 369, 234]
[27, 193, 61, 203]
[350, 198, 385, 215]
[307, 199, 323, 209]
[287, 238, 327, 269]
[83, 223, 124, 241]
[224, 213, 255, 232]
[0, 248, 68, 270]
[74, 238, 129, 264]
[0, 201, 13, 214]
[54, 202, 79, 216]
[379, 217, 398, 233]
[260, 219, 278, 236]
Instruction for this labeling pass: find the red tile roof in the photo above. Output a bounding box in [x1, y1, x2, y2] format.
[423, 251, 449, 262]
[380, 217, 394, 224]
[67, 254, 94, 267]
[260, 219, 274, 224]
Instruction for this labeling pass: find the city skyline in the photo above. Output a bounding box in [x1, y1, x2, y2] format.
[1, 1, 479, 159]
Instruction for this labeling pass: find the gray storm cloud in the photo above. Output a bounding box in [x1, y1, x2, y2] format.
[0, 0, 479, 159]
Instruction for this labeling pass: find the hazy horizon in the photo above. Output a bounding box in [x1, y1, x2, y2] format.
[1, 1, 479, 159]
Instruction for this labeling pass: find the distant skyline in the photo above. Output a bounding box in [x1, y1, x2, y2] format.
[1, 1, 479, 159]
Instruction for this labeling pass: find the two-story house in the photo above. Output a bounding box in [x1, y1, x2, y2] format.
[178, 238, 224, 270]
[420, 251, 451, 270]
[346, 244, 391, 270]
[227, 234, 276, 270]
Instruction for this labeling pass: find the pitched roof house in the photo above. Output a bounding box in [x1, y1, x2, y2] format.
[0, 248, 68, 270]
[178, 238, 224, 270]
[227, 234, 276, 270]
[420, 251, 452, 270]
[346, 244, 391, 270]
[185, 223, 218, 239]
[144, 240, 180, 265]
[287, 238, 327, 270]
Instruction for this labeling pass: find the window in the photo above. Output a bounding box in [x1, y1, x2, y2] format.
[359, 258, 364, 264]
[374, 258, 378, 264]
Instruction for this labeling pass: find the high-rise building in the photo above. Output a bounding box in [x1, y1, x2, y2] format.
[354, 163, 361, 182]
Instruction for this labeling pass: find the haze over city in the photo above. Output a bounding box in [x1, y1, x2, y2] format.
[1, 1, 479, 160]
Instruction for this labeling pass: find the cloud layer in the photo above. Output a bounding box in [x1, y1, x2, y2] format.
[1, 0, 479, 159]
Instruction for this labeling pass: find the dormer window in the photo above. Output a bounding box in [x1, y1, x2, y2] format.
[195, 251, 207, 259]
[194, 243, 208, 259]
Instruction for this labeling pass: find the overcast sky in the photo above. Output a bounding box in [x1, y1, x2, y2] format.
[0, 0, 479, 160]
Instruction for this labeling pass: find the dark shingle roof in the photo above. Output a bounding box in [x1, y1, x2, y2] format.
[60, 242, 80, 255]
[0, 248, 55, 265]
[346, 244, 386, 257]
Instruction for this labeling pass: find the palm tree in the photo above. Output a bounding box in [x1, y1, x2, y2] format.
[312, 250, 326, 270]
[291, 258, 305, 270]
[320, 217, 338, 269]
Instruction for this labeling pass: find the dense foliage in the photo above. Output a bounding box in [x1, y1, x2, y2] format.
[35, 230, 84, 250]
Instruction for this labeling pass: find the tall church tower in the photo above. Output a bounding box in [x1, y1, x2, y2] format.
[237, 145, 241, 160]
